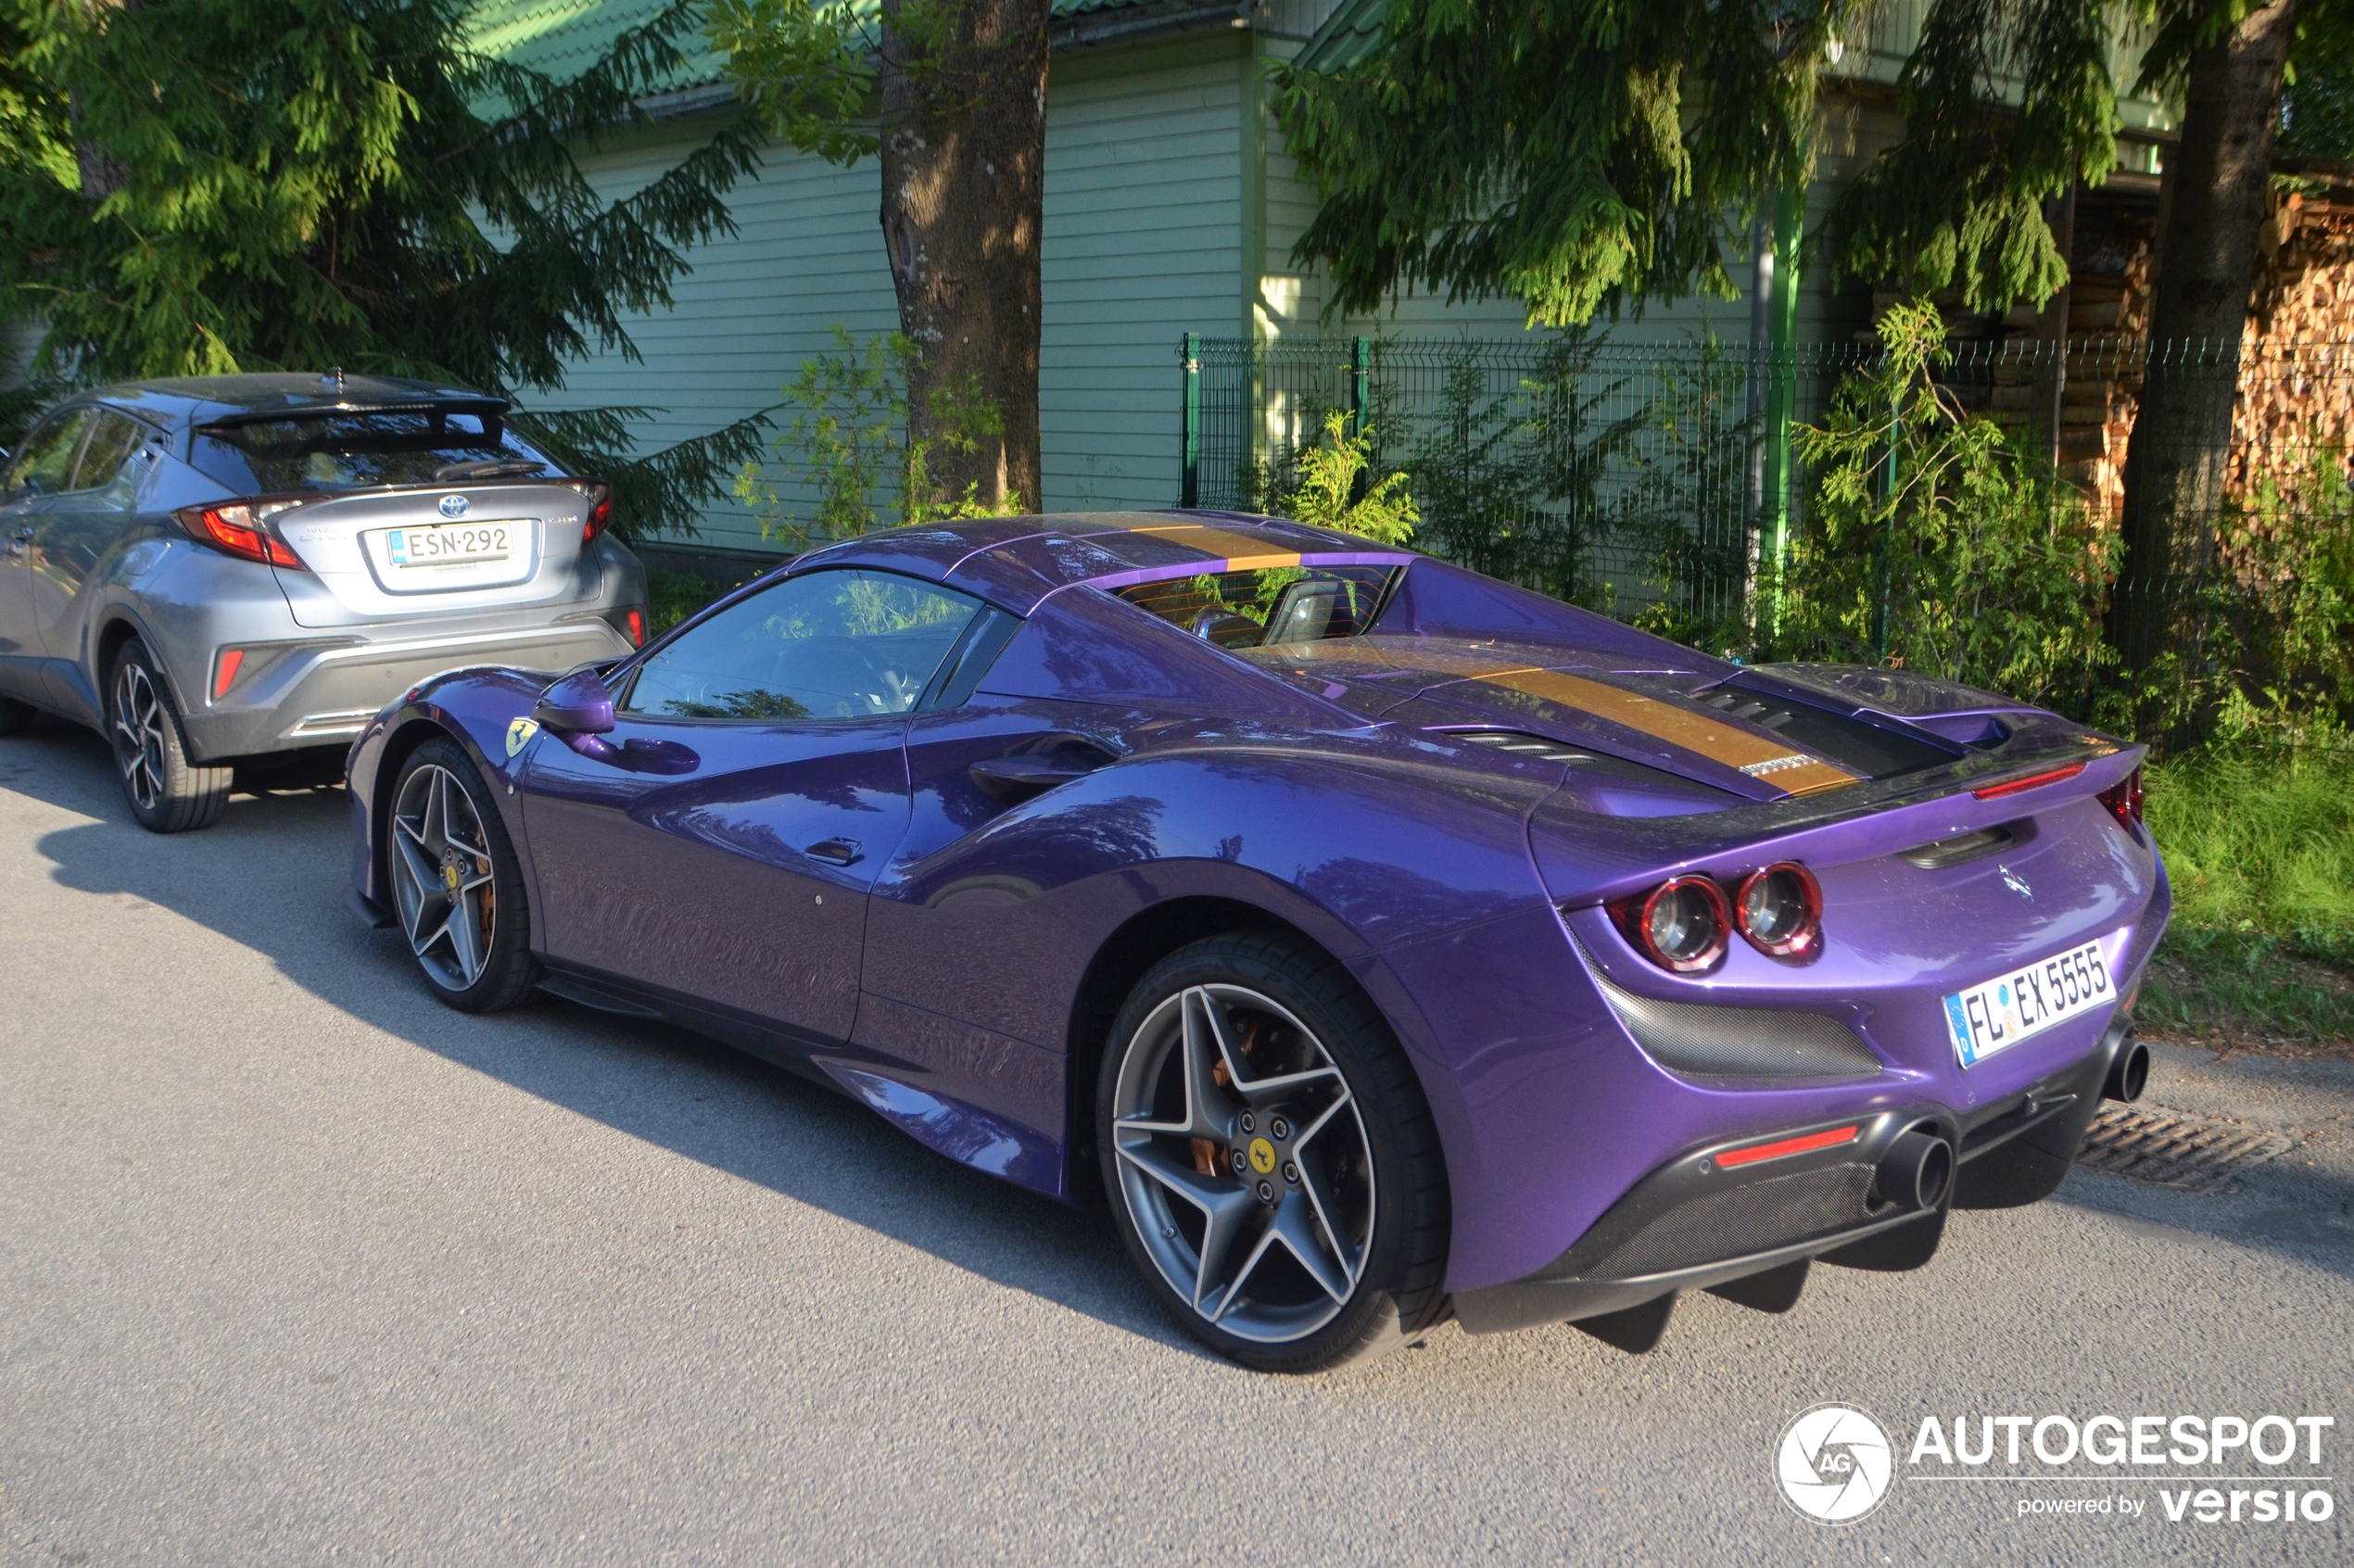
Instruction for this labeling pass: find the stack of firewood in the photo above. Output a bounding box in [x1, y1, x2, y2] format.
[2058, 240, 2155, 519]
[2228, 193, 2354, 512]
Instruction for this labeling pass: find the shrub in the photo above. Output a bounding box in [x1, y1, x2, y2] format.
[735, 325, 1023, 550]
[1271, 410, 1419, 544]
[1779, 300, 2119, 712]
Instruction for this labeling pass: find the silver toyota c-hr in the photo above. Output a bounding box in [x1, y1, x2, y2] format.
[0, 372, 647, 830]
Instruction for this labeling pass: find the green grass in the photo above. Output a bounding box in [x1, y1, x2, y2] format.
[2141, 740, 2354, 1045]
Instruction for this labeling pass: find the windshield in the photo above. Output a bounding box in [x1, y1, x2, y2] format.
[190, 408, 559, 494]
[1113, 564, 1400, 650]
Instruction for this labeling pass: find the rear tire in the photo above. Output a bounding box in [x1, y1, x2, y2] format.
[386, 739, 539, 1012]
[109, 639, 232, 832]
[1097, 930, 1451, 1373]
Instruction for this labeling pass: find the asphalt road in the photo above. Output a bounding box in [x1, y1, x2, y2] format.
[4, 720, 2349, 1566]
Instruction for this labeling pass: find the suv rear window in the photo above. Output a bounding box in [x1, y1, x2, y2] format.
[190, 408, 558, 494]
[1113, 565, 1400, 650]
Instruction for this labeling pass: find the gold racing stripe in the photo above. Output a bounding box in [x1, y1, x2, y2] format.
[1473, 667, 1863, 797]
[1095, 520, 1303, 572]
[1278, 646, 1861, 796]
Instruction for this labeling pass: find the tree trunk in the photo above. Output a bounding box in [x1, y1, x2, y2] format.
[878, 0, 1048, 513]
[2110, 0, 2296, 675]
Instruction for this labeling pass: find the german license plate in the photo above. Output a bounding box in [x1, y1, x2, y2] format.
[385, 523, 512, 568]
[1943, 937, 2117, 1067]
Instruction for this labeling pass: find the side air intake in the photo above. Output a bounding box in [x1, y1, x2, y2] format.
[1584, 953, 1886, 1084]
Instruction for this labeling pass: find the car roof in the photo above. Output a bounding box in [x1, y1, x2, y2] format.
[75, 373, 503, 429]
[795, 511, 1418, 614]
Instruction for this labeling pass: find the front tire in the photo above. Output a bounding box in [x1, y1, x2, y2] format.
[1097, 931, 1450, 1373]
[109, 639, 232, 832]
[386, 740, 539, 1012]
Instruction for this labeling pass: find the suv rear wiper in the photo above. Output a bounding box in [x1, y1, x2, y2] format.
[432, 458, 547, 482]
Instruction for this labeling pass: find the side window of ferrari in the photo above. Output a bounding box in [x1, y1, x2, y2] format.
[620, 568, 986, 722]
[3, 408, 95, 500]
[1114, 564, 1403, 650]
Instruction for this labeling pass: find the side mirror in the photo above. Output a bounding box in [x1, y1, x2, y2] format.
[532, 667, 614, 735]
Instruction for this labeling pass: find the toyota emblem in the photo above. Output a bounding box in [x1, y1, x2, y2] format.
[438, 494, 470, 519]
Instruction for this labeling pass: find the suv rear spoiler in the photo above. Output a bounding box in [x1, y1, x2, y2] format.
[194, 397, 510, 434]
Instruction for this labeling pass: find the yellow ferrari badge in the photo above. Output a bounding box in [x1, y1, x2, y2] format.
[1247, 1137, 1278, 1175]
[505, 717, 539, 757]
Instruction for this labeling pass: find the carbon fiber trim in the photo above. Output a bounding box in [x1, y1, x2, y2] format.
[1588, 1162, 1880, 1278]
[1586, 955, 1885, 1083]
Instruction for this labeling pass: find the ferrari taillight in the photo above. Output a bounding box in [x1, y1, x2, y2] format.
[1609, 875, 1730, 974]
[1735, 862, 1823, 959]
[1610, 862, 1827, 973]
[2098, 766, 2145, 834]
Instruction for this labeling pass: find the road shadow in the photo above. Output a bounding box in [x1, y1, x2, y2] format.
[5, 724, 1202, 1360]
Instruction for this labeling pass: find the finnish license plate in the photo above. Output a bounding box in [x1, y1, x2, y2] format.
[384, 523, 512, 568]
[1943, 937, 2117, 1067]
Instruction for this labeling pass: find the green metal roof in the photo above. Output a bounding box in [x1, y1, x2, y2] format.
[465, 0, 1175, 98]
[466, 0, 726, 94]
[1292, 0, 1384, 74]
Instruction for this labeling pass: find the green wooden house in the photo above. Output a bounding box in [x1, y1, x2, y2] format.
[472, 0, 2183, 552]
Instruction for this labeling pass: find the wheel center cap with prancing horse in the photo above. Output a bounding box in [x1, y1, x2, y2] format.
[1247, 1136, 1278, 1176]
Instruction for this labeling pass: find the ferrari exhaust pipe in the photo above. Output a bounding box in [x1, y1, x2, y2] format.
[1876, 1129, 1953, 1212]
[2103, 1034, 2151, 1104]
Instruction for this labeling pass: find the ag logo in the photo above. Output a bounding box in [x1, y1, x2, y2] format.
[438, 494, 470, 519]
[1776, 1403, 1893, 1524]
[1247, 1137, 1278, 1175]
[505, 717, 539, 757]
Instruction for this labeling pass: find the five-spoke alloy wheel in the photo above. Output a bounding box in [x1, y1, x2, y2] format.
[1099, 932, 1449, 1372]
[388, 740, 538, 1011]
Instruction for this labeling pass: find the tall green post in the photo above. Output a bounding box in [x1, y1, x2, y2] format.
[1348, 336, 1372, 434]
[1761, 188, 1803, 631]
[1179, 332, 1201, 509]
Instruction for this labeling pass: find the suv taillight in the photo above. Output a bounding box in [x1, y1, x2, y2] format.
[175, 498, 315, 569]
[569, 480, 614, 542]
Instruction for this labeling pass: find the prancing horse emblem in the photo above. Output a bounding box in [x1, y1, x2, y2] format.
[505, 717, 539, 757]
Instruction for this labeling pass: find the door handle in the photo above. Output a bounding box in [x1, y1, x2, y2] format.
[804, 838, 863, 866]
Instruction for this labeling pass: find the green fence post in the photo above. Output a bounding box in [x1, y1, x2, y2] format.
[1349, 336, 1371, 435]
[1179, 332, 1201, 509]
[1761, 188, 1803, 635]
[1872, 373, 1900, 659]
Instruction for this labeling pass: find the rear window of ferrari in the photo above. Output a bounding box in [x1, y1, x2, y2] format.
[1113, 564, 1401, 650]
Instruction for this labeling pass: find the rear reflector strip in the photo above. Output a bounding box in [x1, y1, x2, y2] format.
[1972, 761, 2087, 800]
[211, 649, 244, 700]
[1715, 1125, 1860, 1169]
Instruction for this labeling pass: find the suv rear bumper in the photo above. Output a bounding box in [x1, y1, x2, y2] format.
[184, 619, 630, 761]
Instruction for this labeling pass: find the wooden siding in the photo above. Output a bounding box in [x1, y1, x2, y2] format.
[536, 32, 1244, 549]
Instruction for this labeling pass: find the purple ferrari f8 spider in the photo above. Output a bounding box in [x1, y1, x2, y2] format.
[346, 512, 2166, 1372]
